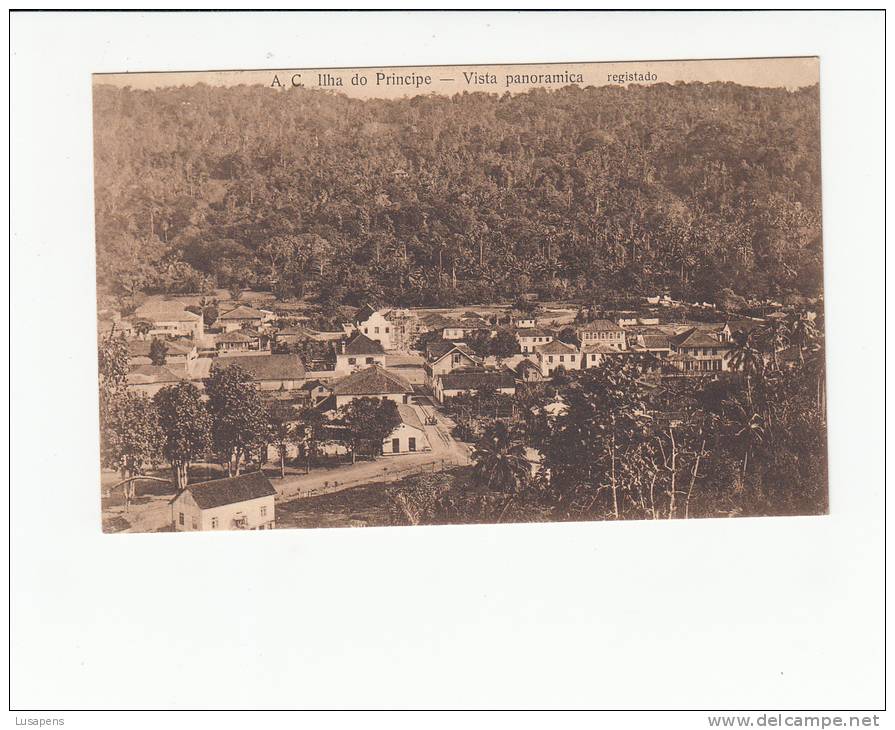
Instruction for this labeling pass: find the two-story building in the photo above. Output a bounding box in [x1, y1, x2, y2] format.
[668, 328, 732, 373]
[335, 333, 387, 373]
[170, 471, 276, 531]
[331, 364, 414, 409]
[354, 305, 394, 350]
[515, 327, 554, 354]
[535, 339, 582, 377]
[218, 305, 271, 333]
[576, 320, 627, 350]
[424, 342, 482, 385]
[133, 300, 204, 340]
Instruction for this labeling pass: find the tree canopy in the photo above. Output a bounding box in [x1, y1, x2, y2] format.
[94, 81, 822, 311]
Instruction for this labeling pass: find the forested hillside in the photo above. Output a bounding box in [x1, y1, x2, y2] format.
[93, 81, 822, 312]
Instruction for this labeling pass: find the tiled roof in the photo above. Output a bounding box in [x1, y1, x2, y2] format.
[229, 354, 306, 381]
[343, 333, 386, 355]
[331, 365, 412, 396]
[516, 358, 541, 373]
[535, 339, 578, 355]
[134, 300, 201, 322]
[427, 341, 479, 363]
[127, 364, 184, 385]
[181, 471, 276, 510]
[638, 334, 672, 349]
[515, 327, 554, 338]
[671, 328, 725, 348]
[439, 369, 516, 391]
[220, 305, 267, 320]
[578, 319, 624, 332]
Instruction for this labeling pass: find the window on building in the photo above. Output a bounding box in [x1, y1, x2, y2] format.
[348, 357, 356, 365]
[559, 355, 565, 362]
[365, 357, 374, 364]
[374, 327, 380, 334]
[363, 328, 368, 333]
[385, 327, 390, 333]
[191, 517, 197, 529]
[260, 506, 267, 517]
[548, 356, 554, 363]
[178, 512, 184, 526]
[211, 517, 218, 528]
[571, 355, 576, 361]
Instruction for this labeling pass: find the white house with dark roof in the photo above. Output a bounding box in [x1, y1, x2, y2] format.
[170, 472, 276, 531]
[214, 330, 263, 353]
[668, 328, 732, 373]
[126, 364, 185, 396]
[133, 300, 204, 340]
[226, 353, 306, 391]
[534, 339, 581, 377]
[335, 333, 387, 373]
[331, 364, 413, 408]
[353, 305, 393, 350]
[424, 342, 482, 383]
[576, 320, 627, 350]
[433, 369, 516, 403]
[218, 305, 271, 333]
[515, 327, 554, 354]
[382, 405, 431, 455]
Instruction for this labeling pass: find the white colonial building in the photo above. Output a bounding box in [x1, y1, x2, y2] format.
[170, 472, 277, 531]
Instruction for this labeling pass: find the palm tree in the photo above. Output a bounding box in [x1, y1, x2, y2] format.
[755, 320, 790, 372]
[470, 422, 530, 494]
[725, 400, 767, 481]
[727, 331, 764, 405]
[790, 316, 818, 365]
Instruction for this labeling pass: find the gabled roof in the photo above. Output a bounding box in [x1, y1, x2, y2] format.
[127, 364, 184, 385]
[427, 341, 479, 364]
[220, 305, 267, 320]
[578, 319, 624, 332]
[343, 333, 386, 355]
[515, 358, 541, 374]
[637, 334, 672, 350]
[134, 300, 201, 322]
[460, 311, 486, 320]
[276, 325, 316, 338]
[671, 328, 725, 348]
[229, 354, 306, 381]
[535, 339, 578, 355]
[515, 327, 554, 338]
[331, 365, 412, 396]
[439, 369, 516, 391]
[179, 471, 276, 510]
[396, 405, 425, 430]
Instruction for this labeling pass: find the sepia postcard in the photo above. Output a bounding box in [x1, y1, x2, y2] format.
[94, 57, 826, 534]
